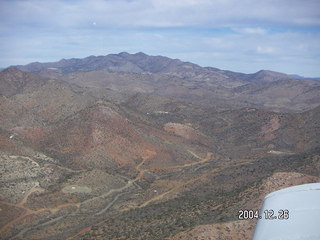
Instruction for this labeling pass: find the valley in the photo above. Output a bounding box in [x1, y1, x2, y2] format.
[0, 52, 319, 239]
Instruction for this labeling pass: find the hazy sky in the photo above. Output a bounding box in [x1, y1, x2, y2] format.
[1, 0, 320, 76]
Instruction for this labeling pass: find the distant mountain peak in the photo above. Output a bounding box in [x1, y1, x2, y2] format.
[255, 69, 285, 75]
[249, 69, 291, 82]
[134, 51, 147, 56]
[118, 51, 130, 56]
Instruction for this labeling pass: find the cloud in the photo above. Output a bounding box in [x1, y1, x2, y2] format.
[0, 0, 319, 76]
[233, 27, 267, 35]
[1, 0, 320, 29]
[256, 46, 276, 54]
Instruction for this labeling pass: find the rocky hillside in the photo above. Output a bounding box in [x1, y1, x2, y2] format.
[1, 54, 319, 240]
[15, 52, 320, 112]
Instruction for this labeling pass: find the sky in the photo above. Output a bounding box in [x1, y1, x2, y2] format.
[0, 0, 320, 77]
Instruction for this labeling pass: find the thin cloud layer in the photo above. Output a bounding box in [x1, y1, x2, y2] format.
[0, 0, 320, 76]
[1, 0, 320, 28]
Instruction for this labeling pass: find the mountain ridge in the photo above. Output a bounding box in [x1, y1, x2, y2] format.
[1, 53, 319, 240]
[14, 52, 294, 82]
[11, 52, 320, 113]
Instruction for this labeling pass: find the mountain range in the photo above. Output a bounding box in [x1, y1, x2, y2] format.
[0, 52, 319, 240]
[15, 52, 320, 113]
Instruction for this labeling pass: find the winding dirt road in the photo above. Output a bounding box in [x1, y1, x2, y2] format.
[2, 150, 214, 239]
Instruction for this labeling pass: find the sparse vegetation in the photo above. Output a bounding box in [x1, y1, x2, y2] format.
[0, 53, 319, 239]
